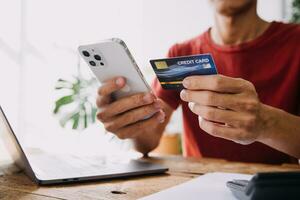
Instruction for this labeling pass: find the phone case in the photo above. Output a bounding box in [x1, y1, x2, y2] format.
[78, 38, 151, 99]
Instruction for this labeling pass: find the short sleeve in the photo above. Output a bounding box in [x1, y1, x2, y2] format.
[151, 44, 182, 110]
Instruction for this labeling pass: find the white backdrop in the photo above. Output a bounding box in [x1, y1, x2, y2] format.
[0, 0, 289, 162]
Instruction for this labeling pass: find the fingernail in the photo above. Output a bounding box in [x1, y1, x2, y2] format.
[183, 79, 190, 88]
[115, 77, 124, 86]
[188, 102, 195, 110]
[143, 93, 153, 103]
[180, 90, 187, 100]
[198, 116, 203, 123]
[157, 111, 165, 123]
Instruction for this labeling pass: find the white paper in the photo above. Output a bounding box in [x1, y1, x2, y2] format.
[140, 172, 253, 200]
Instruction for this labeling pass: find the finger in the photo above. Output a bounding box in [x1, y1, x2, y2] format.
[181, 89, 239, 110]
[183, 75, 249, 94]
[181, 89, 260, 112]
[96, 95, 111, 108]
[188, 103, 251, 128]
[115, 111, 165, 139]
[198, 116, 240, 140]
[103, 102, 162, 132]
[97, 76, 126, 97]
[97, 92, 156, 122]
[199, 117, 254, 144]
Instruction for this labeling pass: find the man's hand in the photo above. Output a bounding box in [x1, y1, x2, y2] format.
[179, 74, 300, 158]
[96, 76, 165, 139]
[96, 76, 173, 155]
[180, 74, 266, 145]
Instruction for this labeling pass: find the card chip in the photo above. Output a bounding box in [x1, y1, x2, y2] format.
[155, 61, 168, 69]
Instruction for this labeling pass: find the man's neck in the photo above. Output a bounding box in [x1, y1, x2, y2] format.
[210, 6, 270, 46]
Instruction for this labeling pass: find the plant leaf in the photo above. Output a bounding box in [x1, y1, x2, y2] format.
[53, 95, 74, 114]
[72, 112, 80, 129]
[91, 107, 97, 123]
[59, 109, 79, 127]
[57, 79, 70, 83]
[53, 74, 99, 130]
[55, 86, 70, 90]
[83, 109, 88, 128]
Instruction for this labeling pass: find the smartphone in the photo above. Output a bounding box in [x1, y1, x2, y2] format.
[78, 38, 151, 99]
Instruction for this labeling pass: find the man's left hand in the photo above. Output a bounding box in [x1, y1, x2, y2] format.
[180, 74, 268, 145]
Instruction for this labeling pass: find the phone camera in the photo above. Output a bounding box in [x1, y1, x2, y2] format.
[89, 61, 96, 66]
[82, 51, 90, 57]
[100, 62, 104, 66]
[94, 55, 101, 60]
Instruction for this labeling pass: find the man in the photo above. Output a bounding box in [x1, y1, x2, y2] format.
[96, 0, 300, 164]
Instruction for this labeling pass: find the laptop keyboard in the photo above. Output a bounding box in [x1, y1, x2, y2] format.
[28, 154, 126, 178]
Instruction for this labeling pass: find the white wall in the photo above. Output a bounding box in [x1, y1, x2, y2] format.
[258, 0, 284, 21]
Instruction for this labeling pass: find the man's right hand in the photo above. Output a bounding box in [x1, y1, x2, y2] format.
[96, 76, 166, 140]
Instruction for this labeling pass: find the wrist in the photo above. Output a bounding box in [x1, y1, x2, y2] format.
[133, 130, 163, 154]
[256, 103, 282, 143]
[255, 104, 300, 158]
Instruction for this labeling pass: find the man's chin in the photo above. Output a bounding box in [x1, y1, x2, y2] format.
[212, 0, 256, 17]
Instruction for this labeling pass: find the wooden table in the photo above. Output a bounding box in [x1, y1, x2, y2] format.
[0, 156, 299, 200]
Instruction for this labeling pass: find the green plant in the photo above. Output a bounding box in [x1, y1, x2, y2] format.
[53, 75, 98, 130]
[291, 0, 300, 23]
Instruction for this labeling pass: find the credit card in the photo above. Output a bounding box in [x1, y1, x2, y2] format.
[150, 54, 218, 90]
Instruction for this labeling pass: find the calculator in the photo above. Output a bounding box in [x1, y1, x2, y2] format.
[226, 171, 300, 200]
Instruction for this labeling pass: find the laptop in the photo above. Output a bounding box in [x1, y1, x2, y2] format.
[0, 105, 168, 185]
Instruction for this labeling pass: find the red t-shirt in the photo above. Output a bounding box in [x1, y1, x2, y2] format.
[152, 22, 300, 164]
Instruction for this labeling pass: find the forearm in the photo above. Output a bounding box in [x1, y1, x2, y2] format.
[133, 120, 168, 156]
[258, 104, 300, 159]
[133, 100, 173, 155]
